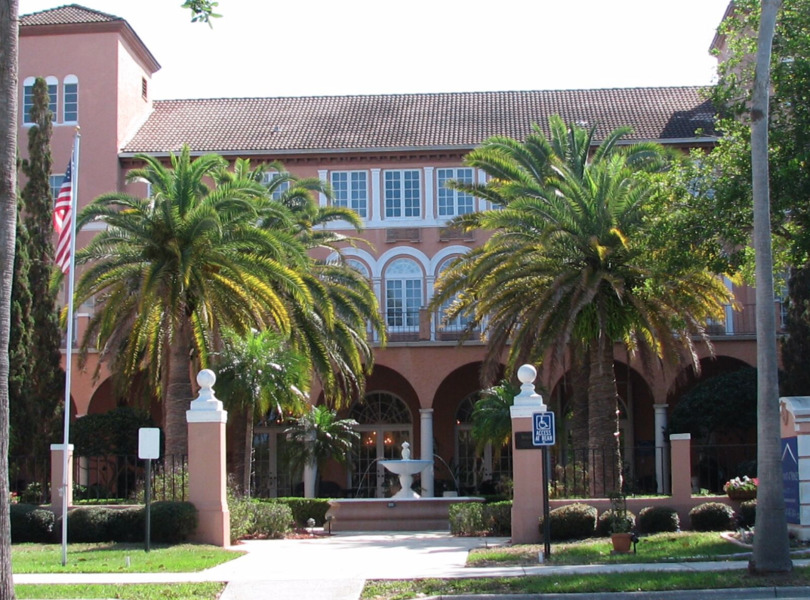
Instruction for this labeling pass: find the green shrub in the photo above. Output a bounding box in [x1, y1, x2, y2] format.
[539, 503, 597, 541]
[737, 499, 756, 528]
[252, 503, 294, 539]
[19, 482, 45, 505]
[637, 506, 680, 534]
[107, 507, 144, 543]
[66, 507, 114, 542]
[150, 501, 197, 543]
[229, 495, 293, 542]
[689, 502, 735, 531]
[269, 498, 331, 526]
[484, 501, 512, 536]
[596, 508, 636, 537]
[449, 503, 486, 536]
[11, 504, 55, 543]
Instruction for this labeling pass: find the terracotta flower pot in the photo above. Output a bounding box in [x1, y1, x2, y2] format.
[611, 532, 634, 553]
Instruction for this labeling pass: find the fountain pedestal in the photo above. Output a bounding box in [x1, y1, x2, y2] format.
[326, 442, 484, 531]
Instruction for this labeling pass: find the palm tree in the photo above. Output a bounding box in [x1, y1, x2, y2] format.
[74, 146, 314, 458]
[470, 381, 518, 454]
[220, 158, 385, 407]
[432, 117, 733, 494]
[214, 328, 310, 492]
[284, 405, 359, 497]
[749, 0, 791, 573]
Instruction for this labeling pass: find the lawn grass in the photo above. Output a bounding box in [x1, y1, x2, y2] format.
[12, 543, 242, 573]
[15, 582, 224, 599]
[468, 531, 747, 566]
[362, 568, 810, 600]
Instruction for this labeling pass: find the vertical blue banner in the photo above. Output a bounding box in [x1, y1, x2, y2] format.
[782, 436, 800, 525]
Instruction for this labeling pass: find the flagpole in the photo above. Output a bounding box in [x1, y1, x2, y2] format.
[60, 128, 81, 567]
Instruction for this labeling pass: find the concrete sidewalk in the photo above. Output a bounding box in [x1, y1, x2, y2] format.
[12, 531, 810, 600]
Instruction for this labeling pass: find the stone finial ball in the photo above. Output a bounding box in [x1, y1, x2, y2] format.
[517, 364, 537, 384]
[197, 369, 216, 388]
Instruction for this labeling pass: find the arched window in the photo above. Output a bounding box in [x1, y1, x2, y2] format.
[436, 258, 472, 336]
[384, 258, 422, 331]
[348, 392, 413, 497]
[63, 75, 78, 123]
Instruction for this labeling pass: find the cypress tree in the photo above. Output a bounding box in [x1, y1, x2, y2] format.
[16, 77, 64, 469]
[9, 192, 33, 457]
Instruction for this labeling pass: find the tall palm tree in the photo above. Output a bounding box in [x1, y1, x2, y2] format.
[432, 117, 733, 494]
[74, 146, 314, 457]
[214, 328, 310, 492]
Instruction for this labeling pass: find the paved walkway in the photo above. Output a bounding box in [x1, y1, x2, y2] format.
[12, 532, 810, 600]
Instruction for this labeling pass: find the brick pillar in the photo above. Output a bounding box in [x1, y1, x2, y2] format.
[187, 369, 230, 547]
[49, 444, 73, 515]
[510, 364, 547, 544]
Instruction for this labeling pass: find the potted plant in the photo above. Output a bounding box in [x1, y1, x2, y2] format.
[723, 476, 758, 501]
[607, 493, 635, 553]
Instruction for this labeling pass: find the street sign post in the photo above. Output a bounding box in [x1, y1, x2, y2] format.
[531, 411, 555, 558]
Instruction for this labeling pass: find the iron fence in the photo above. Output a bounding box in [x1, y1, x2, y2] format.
[690, 443, 756, 494]
[72, 453, 188, 503]
[9, 455, 51, 504]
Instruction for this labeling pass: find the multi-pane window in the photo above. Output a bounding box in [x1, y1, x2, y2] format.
[385, 259, 422, 329]
[331, 171, 368, 218]
[63, 76, 78, 123]
[437, 259, 472, 331]
[23, 76, 58, 124]
[437, 168, 474, 216]
[263, 172, 290, 200]
[384, 170, 420, 218]
[49, 174, 64, 201]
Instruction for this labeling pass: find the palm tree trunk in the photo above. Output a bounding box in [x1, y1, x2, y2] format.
[587, 336, 621, 497]
[164, 320, 194, 459]
[243, 407, 253, 494]
[0, 1, 20, 595]
[750, 0, 792, 574]
[569, 343, 590, 452]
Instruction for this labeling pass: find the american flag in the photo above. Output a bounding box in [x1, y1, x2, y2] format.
[53, 154, 73, 273]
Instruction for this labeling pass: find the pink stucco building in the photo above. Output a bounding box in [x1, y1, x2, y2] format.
[18, 4, 765, 499]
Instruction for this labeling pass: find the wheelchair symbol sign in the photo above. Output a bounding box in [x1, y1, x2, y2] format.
[532, 412, 556, 446]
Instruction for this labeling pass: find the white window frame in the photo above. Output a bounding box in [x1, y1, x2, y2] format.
[437, 168, 475, 217]
[384, 258, 422, 330]
[263, 172, 291, 200]
[384, 170, 421, 219]
[63, 75, 78, 123]
[331, 170, 368, 218]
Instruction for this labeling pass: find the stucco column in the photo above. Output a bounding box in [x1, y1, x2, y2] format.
[303, 430, 317, 498]
[187, 369, 230, 547]
[49, 444, 73, 515]
[420, 408, 434, 497]
[653, 403, 669, 494]
[510, 364, 547, 544]
[669, 433, 692, 501]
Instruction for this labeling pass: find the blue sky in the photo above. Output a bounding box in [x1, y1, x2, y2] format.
[19, 0, 734, 100]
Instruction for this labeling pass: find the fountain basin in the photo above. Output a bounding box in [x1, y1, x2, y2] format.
[379, 458, 433, 499]
[325, 496, 484, 532]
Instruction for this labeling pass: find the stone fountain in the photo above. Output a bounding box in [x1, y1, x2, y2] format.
[325, 441, 483, 532]
[379, 442, 432, 499]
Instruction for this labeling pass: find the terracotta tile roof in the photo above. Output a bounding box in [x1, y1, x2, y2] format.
[20, 4, 121, 27]
[122, 87, 716, 155]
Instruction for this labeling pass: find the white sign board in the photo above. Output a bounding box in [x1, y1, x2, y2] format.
[138, 427, 161, 459]
[532, 412, 556, 446]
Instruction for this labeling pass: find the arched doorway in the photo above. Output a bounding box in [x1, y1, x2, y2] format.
[348, 392, 414, 497]
[454, 393, 512, 495]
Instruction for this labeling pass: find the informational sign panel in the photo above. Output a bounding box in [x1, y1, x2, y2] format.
[782, 436, 800, 525]
[138, 427, 161, 460]
[532, 412, 556, 446]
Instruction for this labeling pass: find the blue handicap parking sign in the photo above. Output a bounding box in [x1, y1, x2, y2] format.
[532, 412, 556, 446]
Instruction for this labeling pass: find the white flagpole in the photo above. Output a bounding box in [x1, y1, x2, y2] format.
[60, 128, 81, 567]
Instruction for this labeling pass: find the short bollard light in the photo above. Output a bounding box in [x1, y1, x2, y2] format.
[307, 517, 316, 534]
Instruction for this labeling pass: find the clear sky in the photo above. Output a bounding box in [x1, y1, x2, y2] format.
[19, 0, 734, 100]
